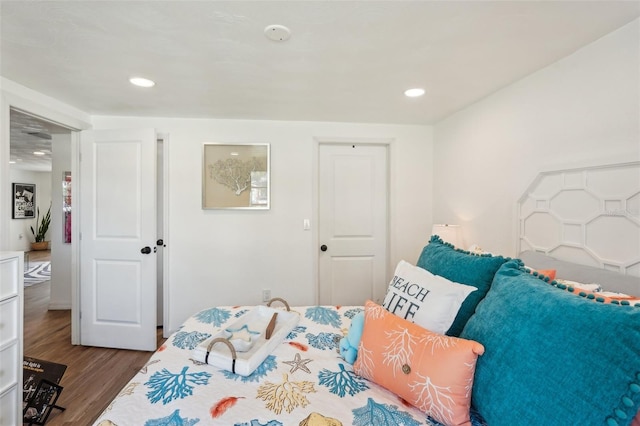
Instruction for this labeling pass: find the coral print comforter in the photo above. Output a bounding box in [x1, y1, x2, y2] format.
[93, 306, 486, 426]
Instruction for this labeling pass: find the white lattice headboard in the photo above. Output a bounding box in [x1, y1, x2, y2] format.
[517, 162, 640, 277]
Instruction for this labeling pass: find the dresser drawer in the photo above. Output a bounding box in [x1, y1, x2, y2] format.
[0, 385, 18, 426]
[0, 257, 19, 301]
[0, 343, 18, 393]
[0, 298, 18, 347]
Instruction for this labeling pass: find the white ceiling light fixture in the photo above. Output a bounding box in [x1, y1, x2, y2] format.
[404, 88, 425, 98]
[33, 151, 46, 156]
[129, 77, 155, 88]
[264, 24, 291, 42]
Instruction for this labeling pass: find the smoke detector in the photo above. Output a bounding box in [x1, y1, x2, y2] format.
[264, 25, 291, 42]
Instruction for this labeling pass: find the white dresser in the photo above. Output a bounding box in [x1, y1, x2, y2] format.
[0, 252, 23, 426]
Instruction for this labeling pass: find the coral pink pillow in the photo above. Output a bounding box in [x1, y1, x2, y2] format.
[354, 300, 484, 426]
[633, 410, 640, 426]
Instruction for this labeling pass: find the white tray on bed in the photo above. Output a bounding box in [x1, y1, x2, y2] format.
[192, 305, 300, 376]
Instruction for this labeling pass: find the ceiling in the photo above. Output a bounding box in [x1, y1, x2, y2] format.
[1, 1, 639, 129]
[9, 109, 70, 172]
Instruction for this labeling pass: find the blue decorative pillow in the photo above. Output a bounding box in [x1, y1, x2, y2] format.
[461, 260, 640, 426]
[416, 235, 508, 336]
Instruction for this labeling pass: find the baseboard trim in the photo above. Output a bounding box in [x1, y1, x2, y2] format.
[48, 302, 71, 310]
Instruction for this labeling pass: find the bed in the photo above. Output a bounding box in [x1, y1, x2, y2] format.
[94, 243, 640, 426]
[93, 301, 488, 426]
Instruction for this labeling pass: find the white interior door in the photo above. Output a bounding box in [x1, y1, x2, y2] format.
[318, 143, 388, 305]
[80, 128, 157, 351]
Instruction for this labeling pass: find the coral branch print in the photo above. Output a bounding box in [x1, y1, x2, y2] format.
[354, 345, 375, 379]
[409, 373, 455, 425]
[145, 367, 211, 405]
[318, 363, 369, 397]
[352, 398, 421, 426]
[306, 332, 341, 350]
[286, 325, 307, 340]
[464, 360, 477, 398]
[421, 333, 455, 355]
[144, 409, 200, 426]
[383, 327, 417, 375]
[172, 331, 212, 350]
[209, 156, 266, 196]
[344, 308, 364, 319]
[365, 303, 386, 320]
[257, 373, 316, 414]
[194, 307, 231, 326]
[305, 307, 342, 328]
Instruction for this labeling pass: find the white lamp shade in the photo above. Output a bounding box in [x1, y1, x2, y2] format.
[431, 224, 462, 248]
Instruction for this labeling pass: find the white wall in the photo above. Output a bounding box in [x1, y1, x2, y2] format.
[91, 116, 433, 332]
[49, 133, 72, 309]
[433, 18, 640, 256]
[8, 169, 51, 251]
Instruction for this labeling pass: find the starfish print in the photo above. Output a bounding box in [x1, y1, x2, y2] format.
[225, 324, 260, 342]
[283, 353, 313, 374]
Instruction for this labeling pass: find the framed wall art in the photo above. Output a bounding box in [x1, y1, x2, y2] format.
[12, 182, 36, 219]
[202, 143, 270, 210]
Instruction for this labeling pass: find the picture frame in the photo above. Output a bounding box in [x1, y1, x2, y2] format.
[12, 183, 36, 219]
[203, 143, 270, 210]
[62, 172, 72, 243]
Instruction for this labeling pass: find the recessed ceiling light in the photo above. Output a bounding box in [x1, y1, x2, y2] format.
[129, 77, 155, 88]
[9, 160, 16, 164]
[230, 152, 240, 156]
[33, 151, 45, 156]
[404, 88, 425, 97]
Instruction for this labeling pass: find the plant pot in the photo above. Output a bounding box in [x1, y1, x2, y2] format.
[30, 241, 49, 251]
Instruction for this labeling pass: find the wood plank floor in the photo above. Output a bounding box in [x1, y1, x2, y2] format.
[23, 250, 164, 425]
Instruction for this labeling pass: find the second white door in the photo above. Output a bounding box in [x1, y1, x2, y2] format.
[318, 143, 388, 305]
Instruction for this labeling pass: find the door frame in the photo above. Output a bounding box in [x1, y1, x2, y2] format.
[0, 89, 171, 345]
[158, 133, 171, 338]
[0, 91, 90, 345]
[312, 136, 395, 304]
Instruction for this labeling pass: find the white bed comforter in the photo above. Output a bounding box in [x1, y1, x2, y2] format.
[93, 305, 486, 426]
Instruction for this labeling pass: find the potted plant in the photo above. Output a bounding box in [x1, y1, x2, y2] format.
[30, 204, 51, 251]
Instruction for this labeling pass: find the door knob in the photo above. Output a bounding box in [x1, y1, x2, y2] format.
[157, 239, 164, 246]
[320, 244, 328, 252]
[141, 246, 152, 254]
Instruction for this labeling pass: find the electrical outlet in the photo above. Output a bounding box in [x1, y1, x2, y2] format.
[262, 289, 271, 302]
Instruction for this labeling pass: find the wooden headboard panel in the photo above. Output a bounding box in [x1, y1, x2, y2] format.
[517, 161, 640, 277]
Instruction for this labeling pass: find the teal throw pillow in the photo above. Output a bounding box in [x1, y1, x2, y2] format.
[416, 235, 508, 336]
[460, 260, 640, 426]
